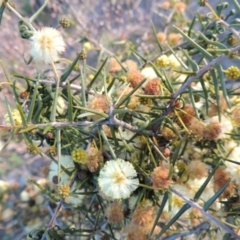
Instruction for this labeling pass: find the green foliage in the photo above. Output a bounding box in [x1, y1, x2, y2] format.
[1, 0, 240, 239]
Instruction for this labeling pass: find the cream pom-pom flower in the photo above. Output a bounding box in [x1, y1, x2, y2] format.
[98, 159, 139, 199]
[30, 27, 65, 64]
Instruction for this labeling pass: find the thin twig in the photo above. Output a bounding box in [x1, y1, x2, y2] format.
[40, 170, 79, 240]
[25, 79, 96, 95]
[4, 2, 36, 31]
[108, 106, 154, 135]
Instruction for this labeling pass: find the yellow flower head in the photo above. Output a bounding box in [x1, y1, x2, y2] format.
[4, 109, 22, 125]
[224, 66, 240, 80]
[72, 148, 87, 164]
[58, 184, 70, 198]
[156, 55, 170, 68]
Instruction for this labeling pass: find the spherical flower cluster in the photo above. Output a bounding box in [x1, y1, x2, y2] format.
[167, 33, 182, 46]
[162, 126, 178, 141]
[224, 66, 240, 80]
[202, 121, 222, 140]
[168, 54, 181, 68]
[59, 18, 70, 28]
[48, 146, 57, 157]
[141, 67, 157, 81]
[185, 160, 208, 179]
[98, 159, 139, 199]
[207, 96, 227, 117]
[86, 146, 103, 172]
[105, 201, 124, 223]
[156, 55, 169, 68]
[127, 70, 145, 88]
[19, 90, 30, 99]
[214, 167, 235, 200]
[26, 143, 39, 155]
[30, 27, 65, 64]
[0, 180, 9, 194]
[157, 32, 166, 44]
[109, 58, 122, 73]
[204, 115, 233, 140]
[131, 200, 154, 228]
[83, 42, 92, 51]
[58, 184, 70, 198]
[123, 59, 138, 71]
[151, 163, 172, 189]
[127, 200, 160, 238]
[227, 35, 238, 46]
[144, 78, 161, 95]
[71, 148, 87, 164]
[4, 109, 22, 125]
[87, 94, 110, 114]
[178, 105, 195, 126]
[188, 118, 205, 139]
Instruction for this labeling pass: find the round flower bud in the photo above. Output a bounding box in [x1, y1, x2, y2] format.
[156, 55, 169, 68]
[144, 78, 161, 95]
[157, 32, 166, 44]
[58, 184, 70, 198]
[224, 66, 240, 80]
[83, 42, 92, 51]
[71, 148, 87, 164]
[151, 163, 172, 189]
[109, 58, 122, 73]
[203, 121, 221, 140]
[127, 70, 145, 88]
[123, 59, 138, 71]
[48, 146, 57, 157]
[19, 91, 30, 99]
[4, 109, 23, 125]
[59, 18, 70, 28]
[167, 33, 182, 46]
[79, 49, 87, 60]
[227, 34, 239, 46]
[105, 201, 124, 223]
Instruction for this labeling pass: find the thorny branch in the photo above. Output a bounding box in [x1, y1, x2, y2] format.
[152, 42, 240, 133]
[170, 187, 239, 239]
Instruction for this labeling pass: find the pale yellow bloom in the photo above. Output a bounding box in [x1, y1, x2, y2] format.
[98, 159, 139, 199]
[30, 27, 65, 64]
[4, 109, 22, 125]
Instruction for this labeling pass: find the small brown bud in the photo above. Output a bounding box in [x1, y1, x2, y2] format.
[59, 18, 70, 28]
